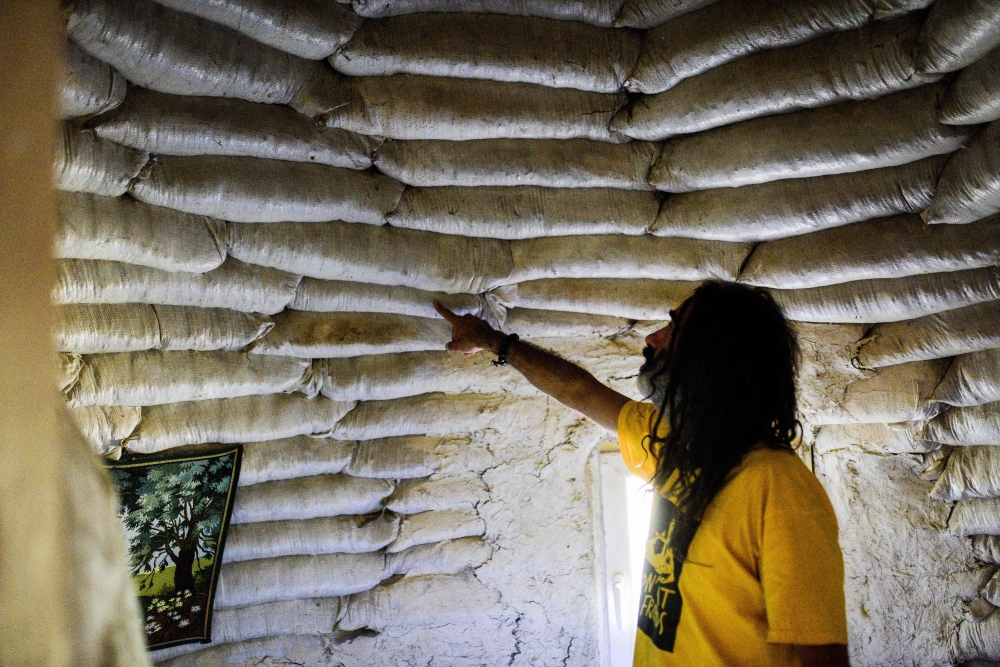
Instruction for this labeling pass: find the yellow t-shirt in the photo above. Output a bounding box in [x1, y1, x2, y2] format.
[618, 400, 847, 667]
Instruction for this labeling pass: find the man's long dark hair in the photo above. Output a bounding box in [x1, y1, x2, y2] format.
[645, 281, 801, 551]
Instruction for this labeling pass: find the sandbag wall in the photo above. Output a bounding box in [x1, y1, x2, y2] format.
[55, 0, 1000, 663]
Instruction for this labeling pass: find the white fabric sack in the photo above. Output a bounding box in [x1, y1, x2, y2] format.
[931, 446, 1000, 501]
[181, 598, 343, 651]
[618, 16, 937, 140]
[240, 436, 356, 486]
[59, 40, 125, 119]
[345, 435, 461, 480]
[648, 84, 973, 192]
[627, 0, 876, 94]
[94, 88, 377, 169]
[813, 422, 934, 455]
[331, 394, 508, 441]
[973, 535, 1000, 563]
[152, 634, 325, 665]
[934, 348, 1000, 407]
[387, 536, 493, 577]
[955, 611, 1000, 662]
[224, 514, 399, 563]
[386, 475, 489, 514]
[54, 124, 148, 197]
[740, 214, 1000, 289]
[950, 497, 1000, 535]
[918, 444, 952, 482]
[770, 267, 1000, 324]
[56, 192, 226, 273]
[67, 405, 141, 456]
[941, 46, 1000, 125]
[155, 305, 274, 351]
[232, 474, 394, 524]
[67, 0, 314, 103]
[225, 221, 514, 294]
[66, 350, 309, 407]
[924, 403, 1000, 446]
[130, 155, 404, 224]
[292, 278, 486, 320]
[615, 0, 718, 28]
[492, 278, 697, 320]
[332, 13, 640, 93]
[807, 359, 947, 424]
[314, 74, 628, 143]
[373, 138, 659, 190]
[916, 0, 1000, 74]
[154, 0, 363, 60]
[854, 300, 1000, 368]
[53, 258, 300, 315]
[651, 156, 945, 242]
[58, 353, 84, 394]
[349, 0, 623, 27]
[874, 0, 933, 19]
[124, 394, 356, 453]
[215, 552, 387, 608]
[250, 311, 451, 358]
[502, 308, 633, 338]
[924, 121, 1000, 225]
[387, 509, 485, 553]
[507, 235, 750, 283]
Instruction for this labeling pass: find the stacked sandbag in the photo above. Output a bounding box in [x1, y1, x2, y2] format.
[649, 84, 973, 191]
[66, 350, 310, 407]
[130, 155, 404, 224]
[617, 16, 937, 140]
[58, 354, 84, 394]
[924, 121, 1000, 225]
[239, 437, 356, 485]
[916, 0, 1000, 74]
[54, 304, 160, 354]
[332, 14, 640, 93]
[874, 0, 933, 19]
[492, 278, 697, 320]
[769, 266, 1000, 324]
[950, 497, 1000, 535]
[56, 192, 226, 273]
[373, 138, 659, 189]
[250, 311, 451, 358]
[933, 348, 1000, 407]
[507, 235, 750, 283]
[225, 221, 513, 293]
[175, 598, 343, 651]
[153, 0, 363, 59]
[54, 124, 148, 196]
[615, 0, 718, 28]
[331, 393, 508, 440]
[53, 258, 300, 314]
[924, 403, 1000, 446]
[291, 279, 486, 320]
[67, 405, 141, 456]
[807, 359, 947, 424]
[386, 536, 493, 577]
[59, 40, 125, 119]
[955, 613, 1000, 662]
[305, 74, 628, 143]
[224, 514, 400, 563]
[388, 509, 485, 553]
[231, 475, 393, 524]
[813, 423, 934, 454]
[501, 308, 634, 338]
[67, 0, 314, 103]
[93, 88, 377, 169]
[388, 187, 658, 239]
[349, 0, 624, 26]
[941, 46, 1000, 125]
[123, 394, 356, 453]
[339, 574, 499, 631]
[918, 444, 952, 482]
[386, 476, 488, 514]
[931, 446, 1000, 500]
[854, 301, 1000, 368]
[154, 305, 274, 350]
[651, 157, 945, 241]
[346, 435, 446, 479]
[626, 0, 876, 94]
[740, 215, 1000, 289]
[973, 535, 1000, 563]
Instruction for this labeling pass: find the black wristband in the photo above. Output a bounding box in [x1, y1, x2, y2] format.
[492, 333, 519, 367]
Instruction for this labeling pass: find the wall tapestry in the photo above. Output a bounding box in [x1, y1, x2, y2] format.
[107, 444, 242, 650]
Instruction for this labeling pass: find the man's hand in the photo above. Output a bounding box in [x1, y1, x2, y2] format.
[433, 301, 505, 355]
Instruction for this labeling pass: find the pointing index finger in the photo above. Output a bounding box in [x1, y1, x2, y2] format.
[433, 300, 461, 324]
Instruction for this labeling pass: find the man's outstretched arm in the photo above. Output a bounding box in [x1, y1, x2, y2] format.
[434, 302, 630, 433]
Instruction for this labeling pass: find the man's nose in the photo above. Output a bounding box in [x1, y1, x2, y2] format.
[646, 326, 670, 350]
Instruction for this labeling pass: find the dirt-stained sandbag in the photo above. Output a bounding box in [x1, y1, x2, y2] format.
[389, 186, 658, 239]
[226, 221, 513, 294]
[154, 0, 363, 60]
[333, 13, 640, 93]
[59, 40, 125, 119]
[231, 475, 393, 524]
[854, 300, 1000, 368]
[507, 235, 750, 283]
[349, 0, 624, 26]
[56, 192, 226, 273]
[924, 403, 1000, 446]
[346, 435, 454, 479]
[931, 445, 1000, 500]
[224, 514, 399, 563]
[941, 46, 1000, 125]
[955, 611, 1000, 661]
[67, 405, 141, 456]
[291, 279, 486, 320]
[740, 215, 1000, 289]
[388, 509, 485, 553]
[239, 437, 354, 486]
[934, 348, 1000, 407]
[950, 497, 1000, 535]
[94, 88, 377, 169]
[973, 535, 1000, 563]
[492, 278, 697, 320]
[917, 0, 1000, 74]
[58, 353, 84, 394]
[501, 307, 634, 338]
[618, 16, 937, 140]
[813, 422, 934, 454]
[627, 0, 876, 95]
[53, 258, 300, 315]
[649, 84, 973, 192]
[306, 73, 628, 143]
[387, 537, 492, 577]
[615, 0, 718, 28]
[373, 138, 659, 189]
[54, 124, 148, 197]
[331, 394, 508, 441]
[67, 0, 314, 103]
[124, 394, 356, 453]
[130, 155, 404, 224]
[651, 156, 945, 241]
[386, 475, 489, 514]
[924, 121, 1000, 225]
[769, 267, 1000, 323]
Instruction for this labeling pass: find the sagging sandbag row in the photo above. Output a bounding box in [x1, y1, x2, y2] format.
[924, 402, 1000, 447]
[924, 119, 1000, 225]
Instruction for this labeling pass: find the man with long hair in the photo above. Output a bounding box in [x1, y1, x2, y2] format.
[434, 281, 849, 667]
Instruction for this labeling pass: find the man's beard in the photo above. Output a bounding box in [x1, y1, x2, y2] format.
[637, 345, 669, 412]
